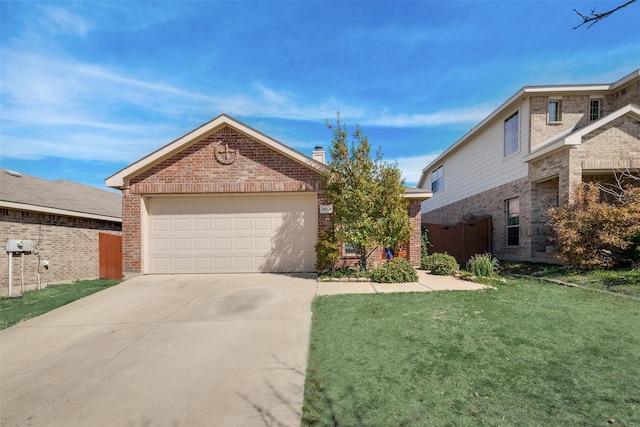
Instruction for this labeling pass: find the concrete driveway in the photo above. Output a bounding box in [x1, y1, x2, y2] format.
[1, 274, 317, 427]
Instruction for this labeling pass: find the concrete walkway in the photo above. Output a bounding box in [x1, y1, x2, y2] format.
[315, 269, 488, 296]
[1, 271, 485, 427]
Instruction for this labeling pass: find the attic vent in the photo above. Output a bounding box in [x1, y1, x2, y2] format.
[4, 170, 22, 178]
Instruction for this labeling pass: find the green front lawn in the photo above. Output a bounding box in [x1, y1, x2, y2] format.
[0, 279, 121, 329]
[302, 278, 640, 426]
[501, 263, 640, 297]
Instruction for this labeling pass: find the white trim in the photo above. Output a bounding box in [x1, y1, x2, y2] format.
[106, 114, 326, 189]
[418, 69, 640, 188]
[0, 200, 122, 223]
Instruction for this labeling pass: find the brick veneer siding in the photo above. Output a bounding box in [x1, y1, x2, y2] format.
[0, 208, 121, 295]
[407, 199, 422, 266]
[422, 177, 532, 262]
[607, 80, 640, 112]
[122, 125, 423, 273]
[123, 126, 324, 274]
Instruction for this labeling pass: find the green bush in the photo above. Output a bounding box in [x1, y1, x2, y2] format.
[420, 225, 431, 267]
[315, 230, 341, 271]
[422, 252, 459, 276]
[371, 257, 418, 283]
[466, 253, 500, 277]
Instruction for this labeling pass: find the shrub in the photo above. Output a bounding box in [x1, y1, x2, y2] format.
[547, 183, 640, 269]
[315, 230, 341, 271]
[370, 257, 418, 283]
[467, 253, 500, 277]
[422, 252, 459, 276]
[420, 225, 431, 267]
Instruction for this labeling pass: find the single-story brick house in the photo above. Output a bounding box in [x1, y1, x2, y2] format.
[1, 169, 122, 296]
[106, 114, 431, 276]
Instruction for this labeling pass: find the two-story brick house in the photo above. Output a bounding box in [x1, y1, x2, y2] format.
[418, 69, 640, 262]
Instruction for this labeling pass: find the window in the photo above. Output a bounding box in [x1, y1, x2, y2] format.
[504, 111, 519, 157]
[548, 100, 561, 123]
[506, 198, 520, 246]
[589, 99, 601, 122]
[343, 242, 358, 257]
[431, 165, 443, 193]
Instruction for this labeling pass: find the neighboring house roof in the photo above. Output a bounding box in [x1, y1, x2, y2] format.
[106, 113, 431, 200]
[418, 68, 640, 188]
[522, 103, 640, 163]
[0, 169, 121, 222]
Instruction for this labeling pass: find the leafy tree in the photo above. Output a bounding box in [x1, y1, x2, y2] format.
[547, 181, 640, 269]
[321, 114, 412, 271]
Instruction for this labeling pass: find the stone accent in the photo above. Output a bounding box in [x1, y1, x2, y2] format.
[0, 208, 121, 294]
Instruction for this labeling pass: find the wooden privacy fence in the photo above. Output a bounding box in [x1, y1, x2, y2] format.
[99, 233, 123, 280]
[424, 217, 492, 266]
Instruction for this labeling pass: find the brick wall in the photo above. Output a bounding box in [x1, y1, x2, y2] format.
[530, 95, 591, 149]
[0, 208, 121, 295]
[422, 177, 531, 262]
[122, 125, 424, 273]
[123, 126, 324, 274]
[577, 115, 640, 170]
[406, 199, 422, 266]
[606, 80, 640, 112]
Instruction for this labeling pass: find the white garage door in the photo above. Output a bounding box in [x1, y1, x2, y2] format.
[146, 193, 317, 273]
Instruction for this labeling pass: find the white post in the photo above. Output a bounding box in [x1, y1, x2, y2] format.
[8, 252, 13, 297]
[21, 254, 25, 294]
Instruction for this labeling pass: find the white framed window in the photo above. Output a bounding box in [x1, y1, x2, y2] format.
[589, 99, 602, 122]
[504, 111, 519, 157]
[506, 197, 520, 246]
[343, 242, 358, 257]
[548, 100, 562, 123]
[431, 165, 443, 193]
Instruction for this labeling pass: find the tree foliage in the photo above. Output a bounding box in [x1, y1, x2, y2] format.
[321, 114, 412, 271]
[547, 180, 640, 269]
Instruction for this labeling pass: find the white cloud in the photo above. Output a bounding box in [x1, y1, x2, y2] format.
[0, 49, 485, 163]
[36, 5, 92, 36]
[389, 153, 441, 187]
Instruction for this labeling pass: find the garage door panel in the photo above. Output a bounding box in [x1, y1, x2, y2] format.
[194, 238, 212, 251]
[172, 258, 192, 271]
[214, 257, 232, 270]
[193, 218, 211, 231]
[173, 239, 191, 251]
[214, 237, 232, 250]
[147, 194, 317, 273]
[234, 237, 252, 250]
[193, 258, 212, 271]
[152, 238, 171, 251]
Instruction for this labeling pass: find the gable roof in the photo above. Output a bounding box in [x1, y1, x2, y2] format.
[522, 103, 640, 163]
[0, 169, 121, 222]
[106, 113, 432, 201]
[106, 114, 326, 189]
[418, 68, 640, 188]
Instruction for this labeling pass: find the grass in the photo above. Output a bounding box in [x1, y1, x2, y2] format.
[302, 278, 640, 426]
[0, 279, 121, 329]
[501, 262, 640, 297]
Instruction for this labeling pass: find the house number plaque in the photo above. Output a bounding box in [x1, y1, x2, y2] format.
[319, 205, 333, 214]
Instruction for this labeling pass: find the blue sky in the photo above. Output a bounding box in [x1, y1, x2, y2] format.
[1, 1, 639, 190]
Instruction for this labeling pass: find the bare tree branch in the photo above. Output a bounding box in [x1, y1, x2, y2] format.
[596, 168, 640, 204]
[573, 0, 637, 29]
